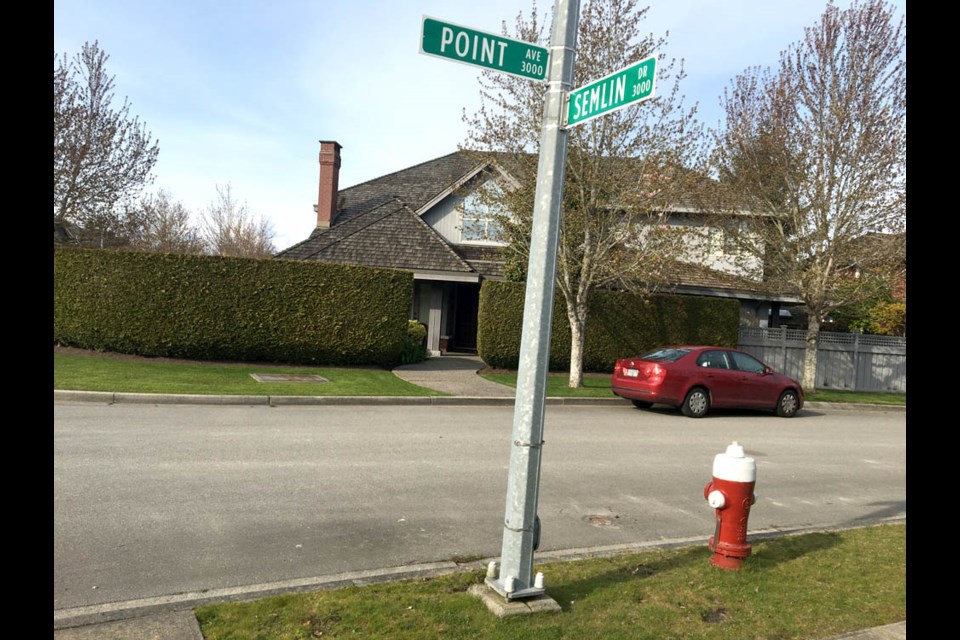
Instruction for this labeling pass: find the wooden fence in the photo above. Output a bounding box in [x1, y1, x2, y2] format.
[737, 326, 906, 393]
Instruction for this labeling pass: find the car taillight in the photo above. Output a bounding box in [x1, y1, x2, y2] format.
[614, 361, 622, 376]
[641, 362, 665, 385]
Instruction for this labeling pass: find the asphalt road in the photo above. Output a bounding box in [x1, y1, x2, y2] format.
[54, 401, 906, 614]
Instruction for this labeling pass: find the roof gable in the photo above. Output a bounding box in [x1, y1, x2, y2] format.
[333, 151, 485, 225]
[277, 197, 475, 274]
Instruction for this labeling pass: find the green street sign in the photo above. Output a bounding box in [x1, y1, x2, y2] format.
[420, 16, 549, 82]
[565, 55, 658, 128]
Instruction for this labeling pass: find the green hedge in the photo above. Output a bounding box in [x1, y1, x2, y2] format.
[53, 246, 413, 366]
[477, 281, 740, 372]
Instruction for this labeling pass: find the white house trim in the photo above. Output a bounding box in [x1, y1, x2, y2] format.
[413, 270, 481, 283]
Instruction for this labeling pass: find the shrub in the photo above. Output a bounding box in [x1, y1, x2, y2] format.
[399, 320, 428, 364]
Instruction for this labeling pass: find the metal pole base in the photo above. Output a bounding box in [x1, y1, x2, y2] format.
[484, 576, 546, 601]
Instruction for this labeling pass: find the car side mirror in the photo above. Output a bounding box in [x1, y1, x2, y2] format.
[763, 366, 773, 375]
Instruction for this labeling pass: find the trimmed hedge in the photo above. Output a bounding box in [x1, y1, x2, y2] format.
[53, 246, 413, 366]
[477, 280, 740, 372]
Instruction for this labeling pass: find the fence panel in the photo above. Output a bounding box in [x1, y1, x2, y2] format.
[737, 327, 906, 393]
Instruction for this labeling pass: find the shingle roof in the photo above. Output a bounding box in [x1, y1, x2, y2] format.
[276, 151, 494, 276]
[277, 197, 475, 273]
[54, 220, 79, 244]
[452, 244, 507, 279]
[331, 151, 483, 224]
[668, 261, 801, 300]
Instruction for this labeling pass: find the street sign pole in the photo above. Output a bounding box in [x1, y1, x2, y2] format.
[484, 0, 581, 601]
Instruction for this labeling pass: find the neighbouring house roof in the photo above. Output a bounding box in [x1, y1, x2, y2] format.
[667, 262, 802, 302]
[840, 231, 906, 303]
[54, 220, 79, 245]
[845, 232, 906, 270]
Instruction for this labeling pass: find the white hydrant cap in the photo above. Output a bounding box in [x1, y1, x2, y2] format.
[712, 441, 756, 483]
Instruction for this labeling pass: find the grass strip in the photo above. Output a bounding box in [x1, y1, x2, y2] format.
[53, 349, 905, 404]
[802, 389, 906, 406]
[53, 352, 444, 396]
[481, 371, 905, 405]
[479, 371, 618, 398]
[195, 524, 905, 640]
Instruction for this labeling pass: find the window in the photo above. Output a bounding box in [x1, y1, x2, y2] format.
[706, 227, 724, 255]
[730, 351, 766, 374]
[723, 228, 739, 253]
[723, 220, 750, 255]
[639, 347, 691, 362]
[697, 350, 732, 369]
[460, 182, 506, 244]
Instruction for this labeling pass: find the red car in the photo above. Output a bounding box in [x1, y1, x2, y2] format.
[611, 346, 804, 418]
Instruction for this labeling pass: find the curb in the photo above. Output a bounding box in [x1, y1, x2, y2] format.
[52, 390, 617, 407]
[54, 389, 905, 412]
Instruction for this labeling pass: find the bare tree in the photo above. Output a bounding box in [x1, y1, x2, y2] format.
[124, 189, 205, 254]
[200, 184, 276, 258]
[464, 0, 704, 387]
[54, 41, 159, 246]
[711, 0, 905, 390]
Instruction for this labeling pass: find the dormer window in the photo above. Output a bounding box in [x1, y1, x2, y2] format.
[459, 182, 507, 244]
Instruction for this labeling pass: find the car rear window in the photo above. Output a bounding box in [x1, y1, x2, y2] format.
[638, 348, 691, 362]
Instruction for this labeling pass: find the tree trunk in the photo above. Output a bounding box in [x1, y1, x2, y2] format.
[566, 303, 587, 389]
[802, 316, 820, 392]
[568, 318, 585, 388]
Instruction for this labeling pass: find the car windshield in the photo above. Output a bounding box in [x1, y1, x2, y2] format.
[638, 348, 691, 362]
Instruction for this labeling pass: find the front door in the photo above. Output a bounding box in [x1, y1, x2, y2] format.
[452, 283, 480, 352]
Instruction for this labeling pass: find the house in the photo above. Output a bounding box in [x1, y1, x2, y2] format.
[54, 220, 79, 245]
[276, 142, 507, 356]
[845, 232, 906, 302]
[276, 141, 800, 355]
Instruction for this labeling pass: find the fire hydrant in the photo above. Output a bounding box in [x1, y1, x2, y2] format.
[703, 441, 756, 570]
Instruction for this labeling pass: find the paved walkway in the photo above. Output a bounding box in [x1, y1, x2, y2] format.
[393, 353, 517, 397]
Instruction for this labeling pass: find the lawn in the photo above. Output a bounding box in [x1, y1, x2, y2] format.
[53, 347, 906, 405]
[195, 523, 906, 640]
[53, 351, 444, 396]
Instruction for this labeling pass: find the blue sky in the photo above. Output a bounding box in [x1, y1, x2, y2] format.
[54, 0, 906, 251]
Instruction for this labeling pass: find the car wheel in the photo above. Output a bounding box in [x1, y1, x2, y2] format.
[776, 390, 800, 418]
[681, 387, 709, 418]
[631, 400, 653, 409]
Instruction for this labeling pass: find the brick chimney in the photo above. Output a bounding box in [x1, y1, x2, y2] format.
[316, 140, 342, 228]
